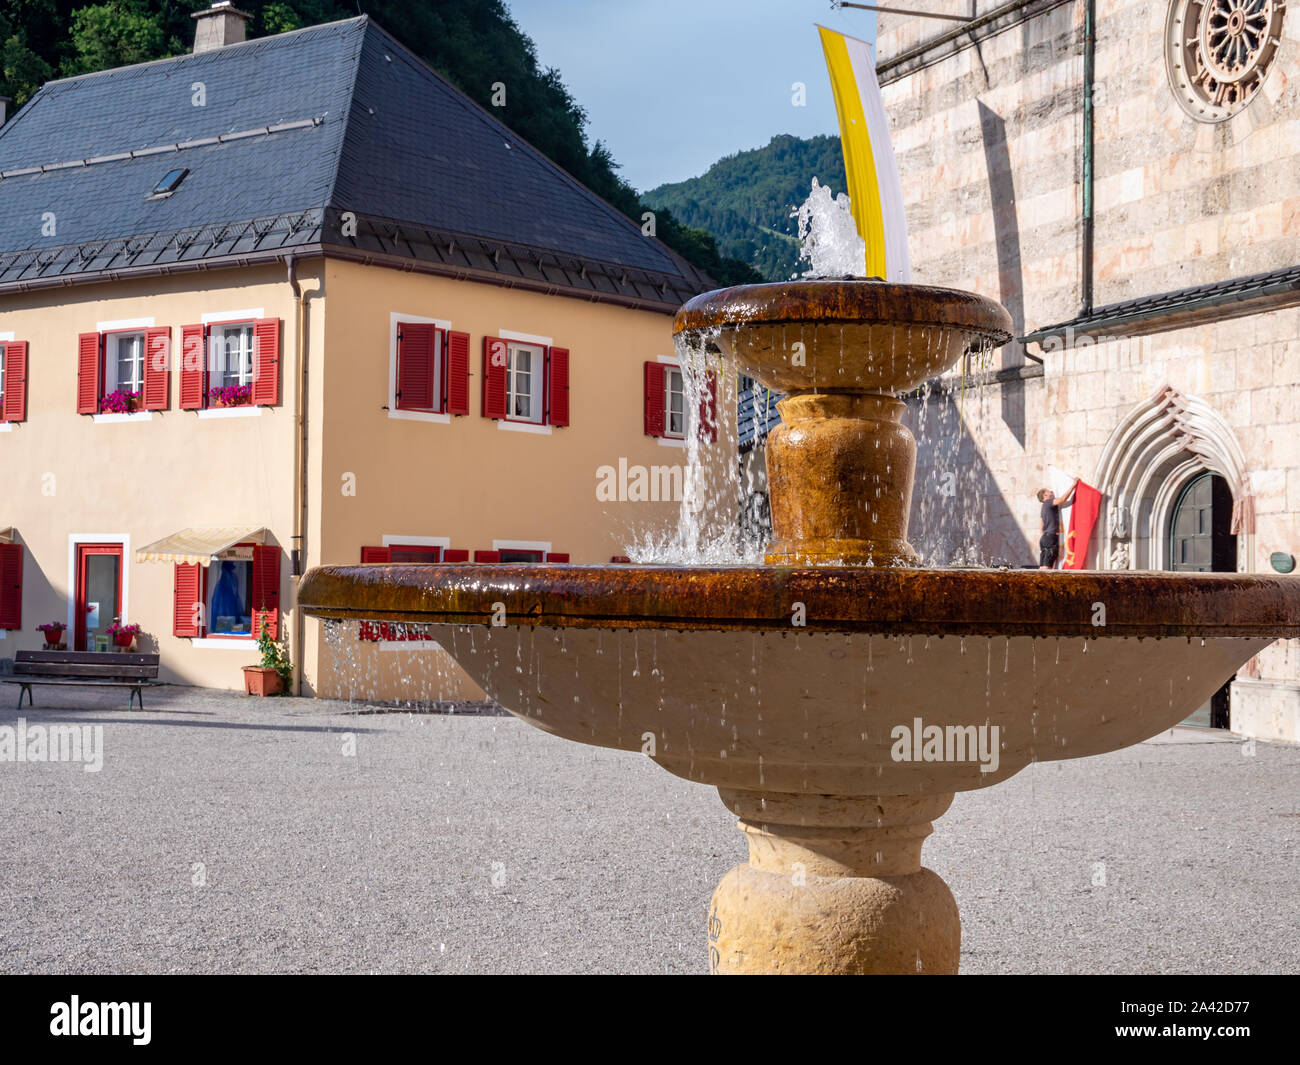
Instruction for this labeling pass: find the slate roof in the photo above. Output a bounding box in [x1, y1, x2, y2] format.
[0, 16, 712, 309]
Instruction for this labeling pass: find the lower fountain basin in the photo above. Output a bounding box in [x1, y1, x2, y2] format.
[299, 565, 1300, 794]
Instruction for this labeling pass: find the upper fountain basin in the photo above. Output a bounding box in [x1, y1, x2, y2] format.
[674, 279, 1014, 395]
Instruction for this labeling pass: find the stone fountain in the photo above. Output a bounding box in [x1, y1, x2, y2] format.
[299, 279, 1300, 974]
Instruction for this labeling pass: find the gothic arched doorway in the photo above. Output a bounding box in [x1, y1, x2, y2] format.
[1168, 471, 1235, 727]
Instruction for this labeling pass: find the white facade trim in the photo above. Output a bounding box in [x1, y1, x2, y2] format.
[197, 406, 264, 420]
[191, 637, 256, 650]
[497, 420, 552, 435]
[92, 412, 153, 424]
[381, 534, 451, 549]
[202, 308, 264, 324]
[499, 328, 553, 346]
[492, 539, 552, 553]
[96, 316, 155, 332]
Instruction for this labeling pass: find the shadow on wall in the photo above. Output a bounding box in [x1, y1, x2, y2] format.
[977, 101, 1027, 449]
[905, 387, 1033, 567]
[2, 534, 65, 665]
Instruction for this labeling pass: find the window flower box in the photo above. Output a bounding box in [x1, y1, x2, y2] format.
[208, 385, 253, 408]
[100, 389, 142, 414]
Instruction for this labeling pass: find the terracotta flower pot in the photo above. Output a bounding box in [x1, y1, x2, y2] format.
[243, 665, 284, 696]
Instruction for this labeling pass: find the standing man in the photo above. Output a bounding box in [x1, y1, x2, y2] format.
[1037, 481, 1078, 570]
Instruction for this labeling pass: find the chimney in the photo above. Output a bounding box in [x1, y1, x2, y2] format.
[0, 97, 10, 126]
[192, 2, 252, 53]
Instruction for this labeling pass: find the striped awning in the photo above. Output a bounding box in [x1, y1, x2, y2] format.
[135, 526, 266, 566]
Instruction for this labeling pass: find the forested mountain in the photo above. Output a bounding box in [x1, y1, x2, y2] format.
[0, 0, 760, 285]
[645, 134, 847, 282]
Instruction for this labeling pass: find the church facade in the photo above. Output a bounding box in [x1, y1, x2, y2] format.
[871, 0, 1300, 741]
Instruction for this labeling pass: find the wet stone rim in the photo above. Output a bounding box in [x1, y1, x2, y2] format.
[298, 565, 1300, 639]
[672, 280, 1014, 346]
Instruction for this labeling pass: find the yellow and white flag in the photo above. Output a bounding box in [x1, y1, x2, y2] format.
[818, 25, 911, 281]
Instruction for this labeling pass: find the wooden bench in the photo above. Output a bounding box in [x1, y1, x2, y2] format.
[3, 650, 162, 710]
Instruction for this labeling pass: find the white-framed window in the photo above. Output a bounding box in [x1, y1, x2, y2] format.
[210, 323, 255, 391]
[665, 365, 686, 439]
[105, 331, 145, 394]
[388, 312, 455, 424]
[506, 342, 545, 424]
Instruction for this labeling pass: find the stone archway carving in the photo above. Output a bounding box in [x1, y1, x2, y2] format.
[1093, 385, 1254, 571]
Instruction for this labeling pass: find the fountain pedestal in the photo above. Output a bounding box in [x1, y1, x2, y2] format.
[710, 790, 958, 974]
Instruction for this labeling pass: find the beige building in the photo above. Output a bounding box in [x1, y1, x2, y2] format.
[0, 10, 723, 700]
[868, 0, 1300, 741]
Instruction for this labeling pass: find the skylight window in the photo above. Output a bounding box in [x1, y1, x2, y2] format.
[149, 168, 189, 198]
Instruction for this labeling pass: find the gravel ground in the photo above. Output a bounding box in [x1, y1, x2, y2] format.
[0, 685, 1296, 975]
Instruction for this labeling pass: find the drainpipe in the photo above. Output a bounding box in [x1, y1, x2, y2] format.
[286, 253, 307, 696]
[1080, 0, 1096, 318]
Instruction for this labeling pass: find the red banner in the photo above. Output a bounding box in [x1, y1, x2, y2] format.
[1062, 481, 1102, 570]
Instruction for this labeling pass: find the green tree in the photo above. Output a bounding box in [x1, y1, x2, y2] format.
[61, 1, 172, 77]
[0, 23, 54, 108]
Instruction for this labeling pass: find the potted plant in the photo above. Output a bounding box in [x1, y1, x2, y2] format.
[106, 621, 141, 649]
[208, 384, 253, 408]
[101, 389, 142, 414]
[36, 621, 66, 649]
[243, 621, 291, 696]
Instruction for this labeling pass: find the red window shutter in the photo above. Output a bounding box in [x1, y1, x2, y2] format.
[446, 330, 471, 415]
[250, 545, 281, 640]
[0, 544, 22, 629]
[547, 346, 570, 426]
[252, 317, 281, 407]
[474, 550, 501, 563]
[77, 332, 101, 414]
[143, 327, 170, 411]
[699, 371, 719, 444]
[173, 563, 202, 637]
[360, 546, 392, 563]
[644, 361, 666, 437]
[545, 552, 569, 563]
[180, 324, 206, 410]
[443, 549, 469, 563]
[2, 341, 28, 423]
[396, 322, 436, 411]
[482, 337, 508, 419]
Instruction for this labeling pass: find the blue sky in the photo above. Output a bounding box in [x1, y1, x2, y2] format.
[506, 0, 876, 192]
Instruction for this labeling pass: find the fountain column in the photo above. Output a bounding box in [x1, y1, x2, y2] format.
[710, 790, 959, 975]
[765, 392, 919, 566]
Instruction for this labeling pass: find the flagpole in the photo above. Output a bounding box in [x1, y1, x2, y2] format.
[834, 2, 976, 23]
